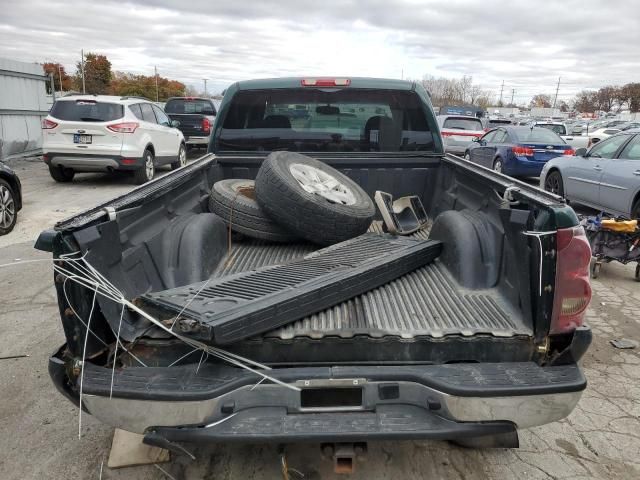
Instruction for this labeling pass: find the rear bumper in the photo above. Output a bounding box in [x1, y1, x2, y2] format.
[44, 152, 144, 172]
[505, 156, 547, 176]
[184, 136, 210, 145]
[50, 349, 587, 442]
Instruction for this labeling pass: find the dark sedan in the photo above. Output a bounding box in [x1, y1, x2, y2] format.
[464, 126, 574, 177]
[0, 161, 22, 235]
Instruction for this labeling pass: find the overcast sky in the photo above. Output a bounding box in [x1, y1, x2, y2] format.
[1, 0, 638, 103]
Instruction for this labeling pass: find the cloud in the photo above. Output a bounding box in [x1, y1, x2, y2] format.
[1, 0, 638, 101]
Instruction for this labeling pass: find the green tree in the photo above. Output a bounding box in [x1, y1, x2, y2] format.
[75, 53, 112, 94]
[108, 72, 185, 101]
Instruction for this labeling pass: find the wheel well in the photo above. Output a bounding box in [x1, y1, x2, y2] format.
[144, 144, 155, 156]
[632, 190, 640, 212]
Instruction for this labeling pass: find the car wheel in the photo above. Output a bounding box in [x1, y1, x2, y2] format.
[631, 199, 640, 220]
[464, 151, 471, 160]
[134, 149, 155, 185]
[0, 179, 17, 235]
[48, 165, 75, 183]
[209, 179, 298, 242]
[171, 144, 187, 171]
[544, 171, 565, 197]
[255, 152, 375, 245]
[493, 158, 503, 173]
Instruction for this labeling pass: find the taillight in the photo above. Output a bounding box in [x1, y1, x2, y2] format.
[563, 149, 575, 156]
[202, 117, 211, 134]
[301, 78, 351, 87]
[107, 122, 139, 133]
[550, 226, 592, 334]
[512, 146, 534, 156]
[42, 118, 58, 129]
[441, 131, 453, 137]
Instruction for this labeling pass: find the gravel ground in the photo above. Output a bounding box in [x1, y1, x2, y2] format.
[0, 157, 638, 479]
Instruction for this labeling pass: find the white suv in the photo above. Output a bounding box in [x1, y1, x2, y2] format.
[42, 95, 186, 184]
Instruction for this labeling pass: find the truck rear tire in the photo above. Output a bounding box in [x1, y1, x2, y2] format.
[254, 152, 375, 245]
[209, 179, 298, 242]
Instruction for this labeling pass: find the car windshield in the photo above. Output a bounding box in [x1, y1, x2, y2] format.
[217, 88, 434, 152]
[513, 127, 565, 143]
[536, 124, 567, 135]
[165, 99, 216, 115]
[442, 117, 483, 131]
[50, 100, 124, 122]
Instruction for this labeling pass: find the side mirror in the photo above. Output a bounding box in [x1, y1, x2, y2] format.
[574, 147, 587, 157]
[171, 120, 181, 128]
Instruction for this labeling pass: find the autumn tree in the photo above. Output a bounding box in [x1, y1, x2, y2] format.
[42, 62, 73, 93]
[529, 94, 552, 108]
[75, 52, 112, 94]
[596, 86, 618, 112]
[109, 72, 185, 100]
[618, 83, 640, 112]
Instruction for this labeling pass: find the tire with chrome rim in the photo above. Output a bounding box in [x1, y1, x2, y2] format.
[255, 152, 375, 245]
[544, 170, 564, 197]
[171, 143, 187, 171]
[493, 158, 503, 173]
[134, 149, 155, 185]
[0, 179, 17, 236]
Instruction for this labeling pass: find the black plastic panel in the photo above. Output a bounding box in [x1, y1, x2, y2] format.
[142, 234, 442, 344]
[145, 405, 515, 444]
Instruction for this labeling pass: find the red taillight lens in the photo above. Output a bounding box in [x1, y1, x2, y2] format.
[202, 117, 211, 134]
[107, 122, 139, 133]
[301, 78, 351, 87]
[563, 149, 575, 156]
[441, 131, 453, 137]
[550, 226, 592, 334]
[42, 118, 58, 129]
[512, 146, 534, 156]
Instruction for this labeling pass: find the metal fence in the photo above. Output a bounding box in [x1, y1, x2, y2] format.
[0, 57, 49, 160]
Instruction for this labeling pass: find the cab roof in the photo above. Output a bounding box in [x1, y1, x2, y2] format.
[234, 77, 417, 91]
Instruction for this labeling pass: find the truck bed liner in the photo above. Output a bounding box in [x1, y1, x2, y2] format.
[142, 234, 442, 344]
[214, 223, 531, 340]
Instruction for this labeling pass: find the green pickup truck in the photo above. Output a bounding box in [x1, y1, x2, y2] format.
[39, 77, 592, 460]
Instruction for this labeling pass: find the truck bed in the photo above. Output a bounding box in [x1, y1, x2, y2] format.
[213, 222, 530, 341]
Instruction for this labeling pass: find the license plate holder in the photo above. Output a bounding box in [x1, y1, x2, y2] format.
[74, 134, 92, 144]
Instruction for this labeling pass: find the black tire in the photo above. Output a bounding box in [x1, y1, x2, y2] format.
[464, 151, 471, 161]
[631, 199, 640, 220]
[209, 179, 298, 242]
[591, 261, 601, 279]
[635, 264, 640, 282]
[492, 157, 504, 173]
[171, 144, 187, 171]
[48, 165, 75, 183]
[544, 170, 565, 197]
[254, 152, 375, 245]
[0, 179, 17, 236]
[134, 149, 155, 185]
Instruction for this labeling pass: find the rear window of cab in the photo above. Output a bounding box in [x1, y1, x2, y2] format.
[217, 88, 434, 153]
[49, 100, 124, 122]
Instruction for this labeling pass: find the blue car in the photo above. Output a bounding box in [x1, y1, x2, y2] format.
[464, 126, 574, 177]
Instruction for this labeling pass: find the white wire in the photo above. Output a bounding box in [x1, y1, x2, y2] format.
[522, 230, 557, 297]
[78, 286, 98, 439]
[110, 305, 126, 399]
[55, 255, 299, 392]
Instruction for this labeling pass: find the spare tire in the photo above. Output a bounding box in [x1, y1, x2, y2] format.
[209, 179, 298, 242]
[255, 152, 375, 245]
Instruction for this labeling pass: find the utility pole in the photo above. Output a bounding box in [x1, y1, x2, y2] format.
[203, 78, 208, 97]
[552, 77, 561, 108]
[154, 66, 159, 102]
[498, 80, 505, 106]
[511, 89, 515, 106]
[81, 49, 86, 93]
[58, 64, 64, 93]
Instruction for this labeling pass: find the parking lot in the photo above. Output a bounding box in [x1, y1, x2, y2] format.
[0, 155, 639, 480]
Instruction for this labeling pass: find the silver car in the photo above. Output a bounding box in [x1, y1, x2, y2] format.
[540, 130, 640, 218]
